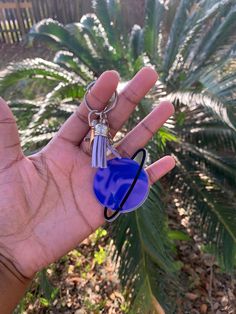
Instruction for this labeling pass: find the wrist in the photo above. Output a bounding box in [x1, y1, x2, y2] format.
[0, 254, 33, 313]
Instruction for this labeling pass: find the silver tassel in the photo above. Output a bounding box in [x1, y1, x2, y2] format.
[91, 122, 109, 168]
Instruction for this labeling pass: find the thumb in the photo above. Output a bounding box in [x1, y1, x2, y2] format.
[0, 97, 23, 167]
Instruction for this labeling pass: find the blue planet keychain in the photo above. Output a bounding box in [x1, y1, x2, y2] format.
[84, 82, 150, 222]
[94, 148, 149, 222]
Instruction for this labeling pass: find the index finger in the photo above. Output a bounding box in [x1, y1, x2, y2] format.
[53, 70, 120, 146]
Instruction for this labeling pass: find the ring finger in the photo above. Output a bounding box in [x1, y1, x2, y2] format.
[117, 100, 175, 157]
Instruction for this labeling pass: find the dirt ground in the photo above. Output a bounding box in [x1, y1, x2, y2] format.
[0, 42, 53, 70]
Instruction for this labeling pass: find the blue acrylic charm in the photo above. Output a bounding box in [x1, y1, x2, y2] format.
[93, 148, 149, 222]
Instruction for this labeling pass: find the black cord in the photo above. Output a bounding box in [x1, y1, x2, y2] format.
[104, 148, 147, 222]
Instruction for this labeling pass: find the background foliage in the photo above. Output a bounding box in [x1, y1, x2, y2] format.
[1, 0, 236, 312]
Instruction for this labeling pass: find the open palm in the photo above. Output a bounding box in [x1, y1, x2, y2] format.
[0, 67, 175, 279]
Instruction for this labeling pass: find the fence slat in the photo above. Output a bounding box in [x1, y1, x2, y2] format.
[16, 0, 25, 36]
[31, 0, 41, 22]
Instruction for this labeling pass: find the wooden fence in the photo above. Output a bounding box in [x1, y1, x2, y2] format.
[0, 0, 92, 43]
[0, 0, 146, 44]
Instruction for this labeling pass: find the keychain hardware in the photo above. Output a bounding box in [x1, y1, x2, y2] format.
[84, 81, 120, 168]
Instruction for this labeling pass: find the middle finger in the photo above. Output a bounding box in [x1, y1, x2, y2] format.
[107, 66, 158, 137]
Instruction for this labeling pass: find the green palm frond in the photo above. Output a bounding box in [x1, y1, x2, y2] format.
[143, 0, 164, 63]
[175, 152, 235, 259]
[165, 0, 233, 83]
[129, 25, 144, 62]
[183, 123, 236, 153]
[200, 59, 236, 125]
[107, 0, 126, 43]
[22, 132, 57, 153]
[29, 19, 100, 72]
[169, 92, 236, 130]
[80, 14, 116, 63]
[111, 183, 178, 313]
[92, 0, 123, 55]
[20, 100, 71, 150]
[163, 0, 195, 78]
[182, 3, 236, 87]
[9, 99, 40, 108]
[53, 50, 92, 80]
[9, 100, 39, 130]
[167, 93, 236, 269]
[203, 69, 236, 100]
[126, 26, 146, 75]
[0, 58, 75, 94]
[171, 151, 236, 270]
[46, 82, 85, 102]
[196, 5, 236, 67]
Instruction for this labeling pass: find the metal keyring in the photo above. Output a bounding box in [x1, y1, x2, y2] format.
[84, 80, 118, 114]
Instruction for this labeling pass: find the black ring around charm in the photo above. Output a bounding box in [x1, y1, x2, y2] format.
[103, 148, 148, 222]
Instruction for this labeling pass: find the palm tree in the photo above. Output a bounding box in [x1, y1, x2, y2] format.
[1, 0, 236, 312]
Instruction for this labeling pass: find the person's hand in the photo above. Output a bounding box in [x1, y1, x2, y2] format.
[0, 67, 175, 279]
